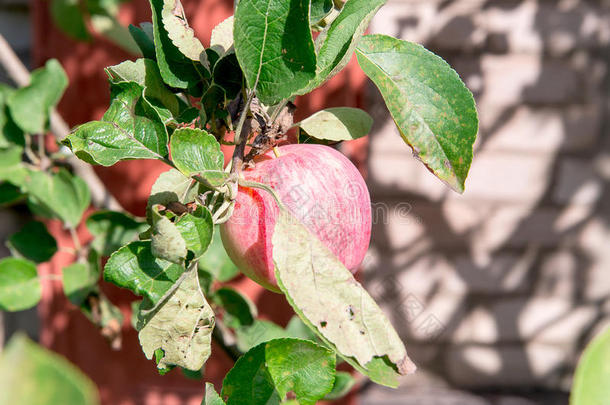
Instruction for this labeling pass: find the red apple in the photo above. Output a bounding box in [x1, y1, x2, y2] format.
[220, 143, 372, 292]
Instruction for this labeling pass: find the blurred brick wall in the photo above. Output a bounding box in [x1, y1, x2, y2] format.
[364, 0, 610, 393]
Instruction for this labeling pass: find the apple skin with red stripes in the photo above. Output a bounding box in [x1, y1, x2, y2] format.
[220, 143, 372, 292]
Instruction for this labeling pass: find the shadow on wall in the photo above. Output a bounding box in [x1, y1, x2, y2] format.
[364, 0, 610, 393]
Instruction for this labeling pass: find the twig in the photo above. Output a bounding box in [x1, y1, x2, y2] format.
[0, 33, 123, 211]
[212, 319, 241, 362]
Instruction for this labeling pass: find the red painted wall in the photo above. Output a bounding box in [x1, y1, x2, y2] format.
[33, 0, 367, 403]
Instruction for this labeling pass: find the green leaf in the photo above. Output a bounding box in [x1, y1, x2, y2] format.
[297, 107, 372, 142]
[273, 210, 416, 388]
[106, 58, 180, 121]
[310, 0, 333, 24]
[202, 383, 225, 405]
[104, 241, 185, 306]
[284, 315, 316, 342]
[170, 128, 224, 177]
[64, 81, 169, 166]
[210, 16, 234, 57]
[0, 182, 24, 206]
[0, 84, 25, 148]
[62, 262, 99, 306]
[86, 211, 148, 257]
[234, 0, 316, 104]
[356, 34, 478, 193]
[212, 53, 243, 99]
[22, 168, 91, 228]
[301, 0, 385, 93]
[571, 327, 610, 405]
[175, 206, 214, 259]
[212, 287, 257, 329]
[0, 334, 99, 405]
[90, 14, 141, 56]
[0, 257, 41, 311]
[129, 23, 157, 60]
[221, 338, 336, 405]
[50, 0, 91, 41]
[7, 59, 68, 134]
[8, 221, 58, 263]
[149, 0, 205, 89]
[161, 0, 208, 69]
[234, 320, 290, 353]
[137, 268, 215, 371]
[198, 227, 239, 282]
[324, 371, 355, 400]
[147, 168, 199, 221]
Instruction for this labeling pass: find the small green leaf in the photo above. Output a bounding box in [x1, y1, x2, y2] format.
[86, 211, 148, 257]
[209, 16, 234, 57]
[297, 107, 372, 142]
[0, 84, 25, 148]
[175, 206, 214, 259]
[137, 268, 215, 371]
[356, 34, 478, 193]
[90, 15, 141, 56]
[170, 128, 224, 177]
[221, 338, 336, 405]
[212, 54, 243, 99]
[212, 287, 257, 329]
[0, 334, 99, 405]
[129, 23, 157, 60]
[198, 227, 239, 282]
[147, 169, 199, 221]
[300, 0, 385, 93]
[149, 0, 205, 89]
[50, 0, 90, 41]
[104, 241, 185, 306]
[64, 82, 169, 166]
[22, 168, 91, 228]
[234, 320, 290, 353]
[7, 59, 68, 134]
[106, 58, 181, 121]
[284, 316, 316, 342]
[571, 327, 610, 405]
[273, 209, 416, 387]
[202, 383, 225, 405]
[161, 0, 208, 69]
[324, 371, 355, 400]
[8, 221, 58, 263]
[62, 262, 99, 306]
[234, 0, 316, 104]
[0, 258, 40, 312]
[0, 182, 24, 206]
[310, 0, 333, 24]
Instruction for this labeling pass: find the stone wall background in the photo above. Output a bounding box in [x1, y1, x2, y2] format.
[363, 0, 610, 398]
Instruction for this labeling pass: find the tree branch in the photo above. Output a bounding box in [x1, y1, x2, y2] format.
[0, 33, 123, 211]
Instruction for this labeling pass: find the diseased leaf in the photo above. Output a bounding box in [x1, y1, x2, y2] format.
[356, 34, 478, 193]
[151, 207, 188, 264]
[106, 58, 181, 121]
[22, 168, 90, 228]
[137, 268, 215, 371]
[209, 16, 234, 57]
[202, 383, 225, 405]
[0, 334, 99, 405]
[234, 0, 316, 104]
[104, 241, 185, 306]
[297, 107, 372, 142]
[571, 327, 610, 405]
[175, 206, 214, 259]
[64, 82, 169, 166]
[86, 211, 148, 257]
[161, 0, 208, 69]
[8, 221, 58, 263]
[147, 169, 199, 221]
[221, 339, 336, 405]
[170, 128, 224, 177]
[0, 258, 40, 312]
[149, 0, 205, 89]
[300, 0, 385, 93]
[7, 59, 68, 134]
[273, 210, 416, 388]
